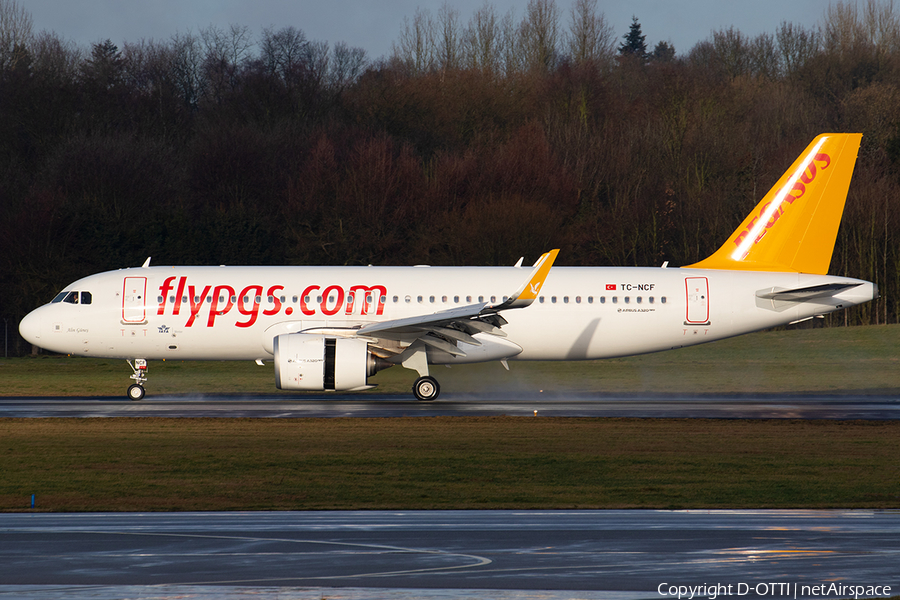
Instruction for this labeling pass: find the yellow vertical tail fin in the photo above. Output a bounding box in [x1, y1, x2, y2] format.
[687, 133, 862, 274]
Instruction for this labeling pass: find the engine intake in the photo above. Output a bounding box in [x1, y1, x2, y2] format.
[273, 334, 388, 391]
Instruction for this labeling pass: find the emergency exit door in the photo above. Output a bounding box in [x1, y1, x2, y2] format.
[685, 277, 710, 324]
[122, 277, 147, 323]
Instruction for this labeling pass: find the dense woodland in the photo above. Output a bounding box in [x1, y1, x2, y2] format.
[3, 0, 900, 355]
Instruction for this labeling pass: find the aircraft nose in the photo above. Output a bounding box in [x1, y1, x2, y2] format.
[19, 310, 42, 345]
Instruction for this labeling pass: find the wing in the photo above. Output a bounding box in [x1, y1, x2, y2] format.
[353, 249, 559, 359]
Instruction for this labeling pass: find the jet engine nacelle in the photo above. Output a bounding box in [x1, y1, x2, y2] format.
[273, 334, 385, 391]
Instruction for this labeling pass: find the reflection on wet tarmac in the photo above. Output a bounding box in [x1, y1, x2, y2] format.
[0, 510, 897, 600]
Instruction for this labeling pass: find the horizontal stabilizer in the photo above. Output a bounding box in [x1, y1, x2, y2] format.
[756, 282, 862, 302]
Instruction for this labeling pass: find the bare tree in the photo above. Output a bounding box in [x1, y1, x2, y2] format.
[122, 39, 155, 95]
[823, 1, 868, 56]
[30, 30, 81, 82]
[565, 0, 615, 68]
[260, 26, 308, 82]
[776, 21, 820, 76]
[821, 0, 900, 56]
[330, 41, 367, 91]
[712, 27, 750, 78]
[462, 1, 502, 74]
[436, 1, 462, 71]
[306, 39, 330, 88]
[170, 30, 205, 109]
[500, 7, 519, 75]
[199, 24, 252, 102]
[749, 32, 781, 79]
[518, 0, 561, 72]
[0, 0, 32, 70]
[863, 0, 900, 54]
[391, 8, 436, 74]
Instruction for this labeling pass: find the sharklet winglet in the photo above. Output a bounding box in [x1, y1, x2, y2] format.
[489, 249, 559, 311]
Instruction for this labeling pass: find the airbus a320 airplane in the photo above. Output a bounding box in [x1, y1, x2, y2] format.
[19, 134, 876, 401]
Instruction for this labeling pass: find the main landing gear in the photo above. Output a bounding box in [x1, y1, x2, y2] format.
[127, 358, 147, 401]
[413, 375, 440, 401]
[403, 344, 441, 401]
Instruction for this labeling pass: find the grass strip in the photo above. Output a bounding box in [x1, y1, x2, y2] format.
[1, 417, 898, 512]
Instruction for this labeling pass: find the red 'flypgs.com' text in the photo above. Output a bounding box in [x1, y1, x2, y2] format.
[157, 277, 387, 328]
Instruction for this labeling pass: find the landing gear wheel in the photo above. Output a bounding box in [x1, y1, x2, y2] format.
[413, 376, 440, 401]
[127, 384, 145, 401]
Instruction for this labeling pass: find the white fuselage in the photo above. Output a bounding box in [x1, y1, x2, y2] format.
[19, 265, 876, 363]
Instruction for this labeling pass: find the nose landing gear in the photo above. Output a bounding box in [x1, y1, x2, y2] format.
[127, 358, 147, 401]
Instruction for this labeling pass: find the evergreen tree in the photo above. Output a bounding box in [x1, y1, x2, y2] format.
[618, 16, 647, 61]
[651, 40, 676, 62]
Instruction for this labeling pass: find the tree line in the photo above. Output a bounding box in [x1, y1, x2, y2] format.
[2, 0, 900, 355]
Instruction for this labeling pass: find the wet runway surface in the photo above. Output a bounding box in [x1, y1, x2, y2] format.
[1, 393, 899, 419]
[2, 510, 899, 599]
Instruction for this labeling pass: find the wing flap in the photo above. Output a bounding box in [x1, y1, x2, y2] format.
[357, 303, 487, 336]
[427, 326, 482, 346]
[419, 334, 467, 356]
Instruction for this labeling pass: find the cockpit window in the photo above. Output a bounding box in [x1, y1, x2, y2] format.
[51, 290, 93, 304]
